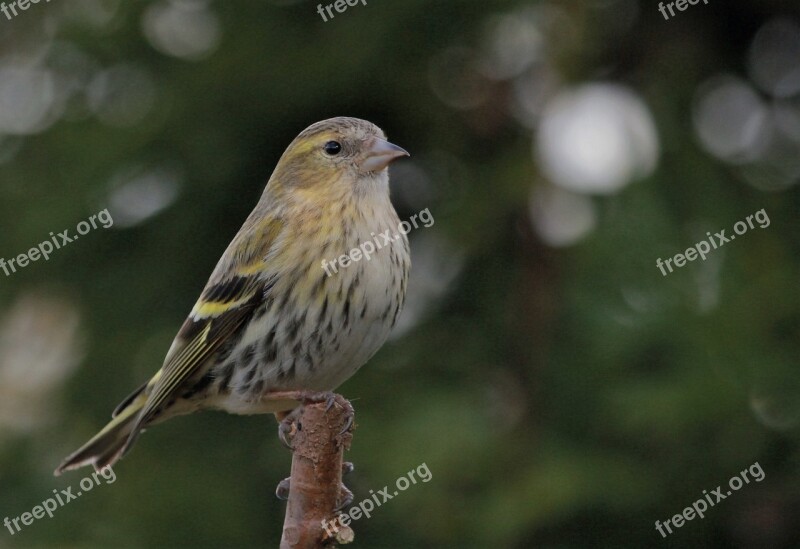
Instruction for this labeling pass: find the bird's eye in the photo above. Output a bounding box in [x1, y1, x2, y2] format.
[323, 141, 342, 156]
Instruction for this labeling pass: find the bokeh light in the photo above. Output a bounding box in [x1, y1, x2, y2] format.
[536, 83, 659, 194]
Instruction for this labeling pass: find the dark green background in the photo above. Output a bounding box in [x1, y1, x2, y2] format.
[0, 0, 798, 547]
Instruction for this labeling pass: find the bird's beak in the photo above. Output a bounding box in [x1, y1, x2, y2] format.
[361, 137, 410, 172]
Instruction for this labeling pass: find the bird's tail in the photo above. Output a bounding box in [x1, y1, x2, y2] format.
[54, 391, 147, 476]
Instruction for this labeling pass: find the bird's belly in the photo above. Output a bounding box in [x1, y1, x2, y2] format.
[208, 233, 406, 415]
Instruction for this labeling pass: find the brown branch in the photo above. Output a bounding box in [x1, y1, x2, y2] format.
[280, 395, 354, 548]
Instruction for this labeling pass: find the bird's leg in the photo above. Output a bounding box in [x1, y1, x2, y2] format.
[266, 390, 355, 449]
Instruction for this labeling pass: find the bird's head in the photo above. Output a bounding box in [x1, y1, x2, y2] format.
[269, 117, 409, 199]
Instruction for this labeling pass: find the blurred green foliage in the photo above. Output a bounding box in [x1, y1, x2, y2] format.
[0, 0, 799, 547]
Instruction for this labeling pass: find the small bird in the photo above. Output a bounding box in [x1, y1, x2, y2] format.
[55, 117, 410, 475]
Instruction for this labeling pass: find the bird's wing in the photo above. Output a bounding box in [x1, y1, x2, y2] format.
[122, 215, 282, 447]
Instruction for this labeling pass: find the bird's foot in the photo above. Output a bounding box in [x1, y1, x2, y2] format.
[276, 406, 303, 450]
[268, 391, 354, 449]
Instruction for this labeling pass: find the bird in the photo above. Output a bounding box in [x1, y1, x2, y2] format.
[55, 117, 411, 475]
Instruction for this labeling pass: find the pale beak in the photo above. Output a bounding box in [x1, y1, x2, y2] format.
[360, 136, 410, 172]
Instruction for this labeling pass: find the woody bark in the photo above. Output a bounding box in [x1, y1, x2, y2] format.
[280, 396, 353, 548]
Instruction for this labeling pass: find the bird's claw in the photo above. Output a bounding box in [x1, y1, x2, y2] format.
[335, 484, 354, 511]
[339, 411, 354, 436]
[277, 407, 302, 449]
[323, 393, 355, 436]
[275, 477, 291, 500]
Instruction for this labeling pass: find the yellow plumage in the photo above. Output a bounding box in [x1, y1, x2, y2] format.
[55, 117, 410, 475]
